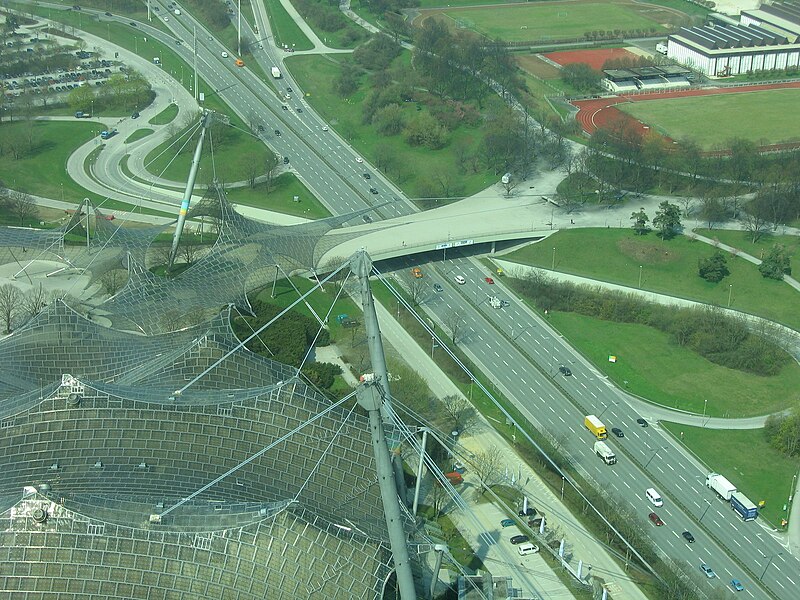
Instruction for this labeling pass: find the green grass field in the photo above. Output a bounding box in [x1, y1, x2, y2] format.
[148, 105, 179, 126]
[547, 312, 800, 417]
[224, 174, 330, 219]
[695, 229, 799, 278]
[661, 422, 800, 527]
[435, 2, 671, 42]
[503, 228, 800, 329]
[619, 89, 800, 150]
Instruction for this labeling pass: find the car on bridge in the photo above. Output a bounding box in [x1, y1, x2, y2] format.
[500, 518, 515, 528]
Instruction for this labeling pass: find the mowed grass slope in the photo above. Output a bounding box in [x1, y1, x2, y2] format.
[618, 89, 800, 149]
[548, 312, 800, 417]
[503, 228, 800, 329]
[432, 2, 670, 42]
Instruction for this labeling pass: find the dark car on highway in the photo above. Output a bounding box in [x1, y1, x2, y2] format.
[433, 283, 443, 293]
[510, 535, 529, 545]
[636, 418, 648, 427]
[682, 531, 695, 543]
[611, 427, 624, 438]
[559, 366, 572, 376]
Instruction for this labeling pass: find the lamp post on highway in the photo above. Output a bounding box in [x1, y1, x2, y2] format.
[644, 447, 666, 469]
[699, 499, 712, 523]
[760, 552, 783, 581]
[598, 401, 617, 418]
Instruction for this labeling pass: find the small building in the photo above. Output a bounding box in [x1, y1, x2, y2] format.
[601, 66, 691, 93]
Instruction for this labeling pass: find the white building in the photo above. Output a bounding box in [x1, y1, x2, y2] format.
[666, 1, 800, 76]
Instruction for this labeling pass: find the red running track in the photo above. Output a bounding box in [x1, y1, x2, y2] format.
[572, 81, 800, 137]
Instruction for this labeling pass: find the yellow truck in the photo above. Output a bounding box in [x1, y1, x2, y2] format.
[584, 415, 607, 439]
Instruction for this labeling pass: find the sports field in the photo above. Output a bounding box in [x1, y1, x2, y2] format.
[617, 88, 800, 149]
[418, 0, 678, 42]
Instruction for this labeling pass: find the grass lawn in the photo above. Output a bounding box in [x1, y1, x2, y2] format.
[148, 104, 179, 126]
[618, 89, 800, 150]
[661, 422, 800, 527]
[263, 0, 314, 51]
[251, 276, 361, 343]
[433, 2, 671, 42]
[695, 229, 800, 279]
[0, 120, 109, 203]
[287, 53, 498, 201]
[225, 174, 330, 219]
[502, 228, 800, 329]
[546, 312, 800, 417]
[125, 129, 154, 143]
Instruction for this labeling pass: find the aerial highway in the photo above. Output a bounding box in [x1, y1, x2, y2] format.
[388, 252, 796, 599]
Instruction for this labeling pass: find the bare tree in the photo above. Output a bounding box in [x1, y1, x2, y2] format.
[741, 210, 770, 243]
[472, 445, 504, 494]
[677, 196, 694, 218]
[8, 189, 37, 225]
[445, 308, 465, 344]
[264, 152, 280, 192]
[409, 277, 425, 307]
[501, 177, 519, 198]
[22, 283, 49, 322]
[441, 394, 478, 434]
[0, 283, 23, 333]
[100, 269, 129, 296]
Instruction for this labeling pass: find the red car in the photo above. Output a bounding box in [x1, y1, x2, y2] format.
[485, 277, 494, 284]
[648, 512, 664, 526]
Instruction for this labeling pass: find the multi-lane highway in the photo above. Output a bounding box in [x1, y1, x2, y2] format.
[388, 251, 796, 598]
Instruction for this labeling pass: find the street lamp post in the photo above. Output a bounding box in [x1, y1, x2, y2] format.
[638, 265, 643, 288]
[699, 499, 712, 523]
[644, 447, 665, 469]
[561, 476, 565, 500]
[760, 552, 783, 581]
[702, 399, 708, 427]
[728, 284, 733, 307]
[551, 247, 556, 270]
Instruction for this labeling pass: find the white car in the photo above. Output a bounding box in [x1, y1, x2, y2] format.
[322, 126, 329, 131]
[355, 157, 363, 163]
[221, 51, 228, 58]
[454, 275, 466, 285]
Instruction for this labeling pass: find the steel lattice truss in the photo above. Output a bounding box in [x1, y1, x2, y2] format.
[0, 187, 423, 599]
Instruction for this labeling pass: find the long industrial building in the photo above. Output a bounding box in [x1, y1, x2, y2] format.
[666, 1, 800, 76]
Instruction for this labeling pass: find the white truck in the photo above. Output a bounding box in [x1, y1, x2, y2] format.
[271, 66, 282, 79]
[656, 42, 668, 55]
[593, 441, 616, 465]
[706, 473, 736, 501]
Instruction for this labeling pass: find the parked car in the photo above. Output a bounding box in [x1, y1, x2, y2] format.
[730, 579, 744, 592]
[611, 427, 624, 438]
[558, 366, 572, 376]
[500, 518, 515, 528]
[509, 535, 529, 545]
[700, 564, 716, 578]
[648, 512, 664, 526]
[131, 111, 139, 119]
[682, 531, 695, 543]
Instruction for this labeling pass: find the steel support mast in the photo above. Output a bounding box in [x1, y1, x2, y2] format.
[168, 111, 211, 269]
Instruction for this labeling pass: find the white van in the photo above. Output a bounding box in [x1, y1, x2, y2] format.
[454, 275, 466, 285]
[518, 543, 539, 556]
[655, 42, 668, 55]
[646, 487, 663, 507]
